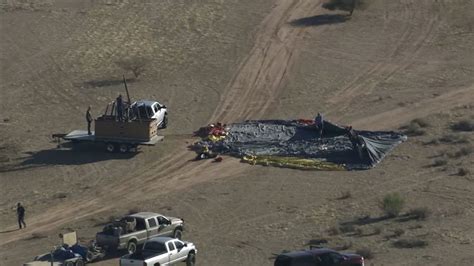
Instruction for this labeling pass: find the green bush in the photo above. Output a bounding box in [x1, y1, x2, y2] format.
[381, 193, 405, 217]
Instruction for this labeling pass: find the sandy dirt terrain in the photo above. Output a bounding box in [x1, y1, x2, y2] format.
[1, 0, 473, 265]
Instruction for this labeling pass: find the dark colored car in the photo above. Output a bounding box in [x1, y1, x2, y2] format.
[274, 248, 364, 266]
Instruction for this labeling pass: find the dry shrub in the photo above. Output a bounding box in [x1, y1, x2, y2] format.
[403, 122, 426, 136]
[53, 192, 68, 199]
[393, 239, 428, 248]
[372, 227, 382, 235]
[451, 119, 474, 132]
[432, 158, 448, 167]
[340, 224, 355, 234]
[457, 168, 471, 176]
[355, 227, 364, 236]
[451, 146, 473, 158]
[328, 226, 341, 236]
[411, 118, 430, 128]
[356, 247, 374, 259]
[116, 57, 150, 78]
[439, 134, 470, 144]
[338, 191, 352, 200]
[380, 193, 405, 217]
[393, 228, 405, 237]
[407, 208, 431, 220]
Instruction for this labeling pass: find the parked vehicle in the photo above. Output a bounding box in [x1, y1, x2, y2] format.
[24, 245, 85, 266]
[274, 248, 364, 266]
[24, 232, 104, 266]
[96, 212, 184, 254]
[131, 100, 168, 129]
[120, 237, 197, 266]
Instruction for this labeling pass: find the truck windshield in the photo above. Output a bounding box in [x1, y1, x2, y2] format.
[144, 242, 167, 253]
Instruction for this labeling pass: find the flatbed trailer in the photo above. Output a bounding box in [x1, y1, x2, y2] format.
[53, 130, 164, 153]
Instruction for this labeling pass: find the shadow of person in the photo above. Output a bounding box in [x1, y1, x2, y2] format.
[0, 228, 20, 234]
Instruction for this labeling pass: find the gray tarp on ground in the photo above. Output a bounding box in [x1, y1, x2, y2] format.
[200, 120, 407, 170]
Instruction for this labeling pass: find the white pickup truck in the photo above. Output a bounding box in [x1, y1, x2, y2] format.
[120, 237, 197, 266]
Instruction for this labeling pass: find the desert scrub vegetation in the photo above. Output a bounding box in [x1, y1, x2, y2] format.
[438, 134, 470, 144]
[451, 119, 474, 132]
[432, 158, 448, 167]
[380, 193, 405, 217]
[449, 146, 473, 158]
[407, 207, 431, 220]
[337, 190, 352, 200]
[457, 167, 471, 176]
[401, 119, 429, 136]
[411, 118, 430, 128]
[393, 239, 428, 248]
[116, 57, 150, 79]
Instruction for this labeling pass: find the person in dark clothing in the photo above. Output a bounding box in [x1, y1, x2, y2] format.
[86, 106, 93, 135]
[116, 94, 124, 122]
[17, 202, 26, 229]
[346, 126, 364, 160]
[315, 113, 324, 139]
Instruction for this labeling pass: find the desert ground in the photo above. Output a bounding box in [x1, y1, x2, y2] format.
[1, 0, 474, 265]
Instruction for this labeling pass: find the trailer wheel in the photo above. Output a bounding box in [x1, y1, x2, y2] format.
[75, 259, 85, 266]
[119, 144, 129, 153]
[64, 261, 74, 266]
[106, 143, 116, 153]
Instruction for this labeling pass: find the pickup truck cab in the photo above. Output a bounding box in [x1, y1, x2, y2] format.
[131, 100, 168, 129]
[120, 237, 197, 266]
[96, 212, 184, 254]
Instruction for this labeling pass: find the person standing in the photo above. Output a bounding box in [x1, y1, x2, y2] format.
[86, 106, 93, 135]
[17, 202, 26, 229]
[315, 113, 324, 139]
[116, 94, 124, 122]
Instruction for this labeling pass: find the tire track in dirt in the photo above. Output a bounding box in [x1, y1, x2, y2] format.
[328, 0, 443, 119]
[352, 84, 474, 130]
[210, 0, 321, 123]
[0, 0, 323, 246]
